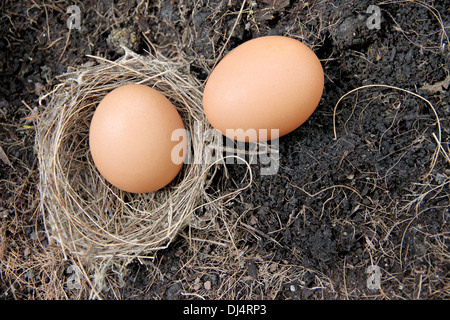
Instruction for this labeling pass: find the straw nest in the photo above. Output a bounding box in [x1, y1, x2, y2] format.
[36, 48, 227, 263]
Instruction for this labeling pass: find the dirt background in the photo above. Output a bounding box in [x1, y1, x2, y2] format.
[1, 0, 449, 299]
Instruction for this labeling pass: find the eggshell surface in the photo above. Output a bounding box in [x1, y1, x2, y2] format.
[203, 36, 324, 142]
[89, 84, 186, 193]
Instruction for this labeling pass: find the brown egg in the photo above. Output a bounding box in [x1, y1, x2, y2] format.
[89, 84, 186, 193]
[203, 36, 324, 142]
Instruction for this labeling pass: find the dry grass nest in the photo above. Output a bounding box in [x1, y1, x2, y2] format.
[35, 48, 238, 271]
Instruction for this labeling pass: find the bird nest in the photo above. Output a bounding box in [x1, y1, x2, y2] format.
[36, 49, 227, 264]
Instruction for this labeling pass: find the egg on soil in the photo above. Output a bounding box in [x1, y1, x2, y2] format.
[203, 36, 324, 142]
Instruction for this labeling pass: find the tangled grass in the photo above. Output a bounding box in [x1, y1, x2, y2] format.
[35, 48, 235, 296]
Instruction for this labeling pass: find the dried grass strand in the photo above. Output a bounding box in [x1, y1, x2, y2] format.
[332, 84, 442, 179]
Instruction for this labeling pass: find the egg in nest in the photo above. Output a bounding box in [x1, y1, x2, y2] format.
[89, 84, 186, 193]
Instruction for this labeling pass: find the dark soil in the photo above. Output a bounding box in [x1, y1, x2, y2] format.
[1, 0, 449, 299]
